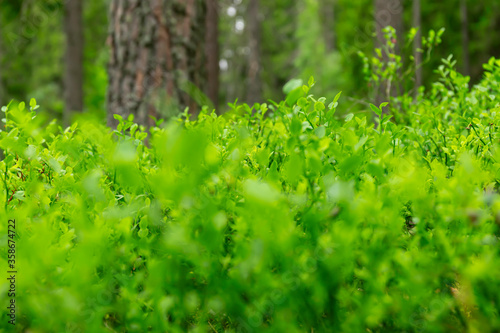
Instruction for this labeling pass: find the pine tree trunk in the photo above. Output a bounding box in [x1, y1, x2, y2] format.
[374, 0, 404, 106]
[107, 0, 207, 127]
[412, 0, 422, 95]
[246, 0, 262, 105]
[205, 0, 219, 109]
[64, 0, 84, 126]
[460, 0, 470, 77]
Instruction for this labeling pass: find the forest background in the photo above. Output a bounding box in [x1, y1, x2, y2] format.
[0, 0, 499, 124]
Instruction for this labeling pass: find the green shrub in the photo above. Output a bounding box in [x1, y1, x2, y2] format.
[1, 59, 500, 332]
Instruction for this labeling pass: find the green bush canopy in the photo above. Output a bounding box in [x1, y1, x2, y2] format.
[2, 58, 500, 332]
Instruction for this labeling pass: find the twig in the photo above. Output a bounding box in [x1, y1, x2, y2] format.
[208, 320, 218, 333]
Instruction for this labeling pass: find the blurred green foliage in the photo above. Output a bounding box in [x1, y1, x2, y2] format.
[1, 54, 500, 331]
[1, 1, 500, 331]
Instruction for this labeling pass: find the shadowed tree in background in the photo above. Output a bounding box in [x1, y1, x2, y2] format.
[205, 0, 219, 109]
[107, 0, 207, 127]
[64, 0, 84, 126]
[0, 14, 4, 108]
[460, 0, 470, 76]
[412, 0, 422, 96]
[0, 13, 3, 160]
[321, 0, 336, 52]
[374, 0, 404, 106]
[246, 0, 262, 105]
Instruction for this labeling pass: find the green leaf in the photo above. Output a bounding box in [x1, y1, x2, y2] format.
[286, 86, 304, 107]
[314, 101, 325, 112]
[370, 103, 381, 116]
[333, 91, 342, 104]
[283, 79, 303, 95]
[243, 179, 280, 205]
[291, 116, 302, 135]
[314, 126, 326, 138]
[382, 114, 393, 123]
[308, 76, 315, 87]
[297, 97, 308, 109]
[13, 191, 25, 201]
[345, 113, 354, 122]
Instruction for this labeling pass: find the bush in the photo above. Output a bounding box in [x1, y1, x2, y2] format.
[1, 59, 500, 332]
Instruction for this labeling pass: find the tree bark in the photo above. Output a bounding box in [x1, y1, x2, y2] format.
[246, 0, 262, 105]
[412, 0, 422, 95]
[460, 0, 470, 77]
[205, 0, 219, 109]
[374, 0, 404, 106]
[107, 0, 207, 127]
[64, 0, 84, 126]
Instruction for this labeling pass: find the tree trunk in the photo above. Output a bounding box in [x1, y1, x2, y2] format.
[205, 0, 219, 109]
[64, 0, 84, 126]
[374, 0, 404, 106]
[0, 14, 4, 108]
[322, 0, 336, 52]
[412, 0, 422, 96]
[0, 14, 3, 161]
[374, 0, 404, 53]
[107, 0, 207, 128]
[246, 0, 262, 105]
[460, 0, 470, 77]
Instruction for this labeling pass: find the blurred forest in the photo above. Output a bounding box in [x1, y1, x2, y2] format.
[1, 0, 499, 126]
